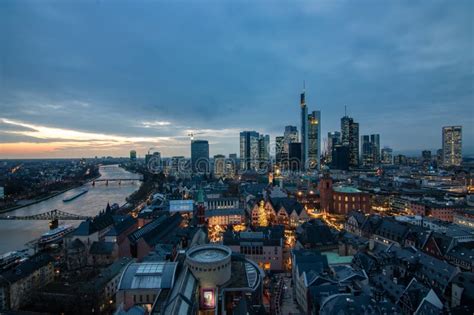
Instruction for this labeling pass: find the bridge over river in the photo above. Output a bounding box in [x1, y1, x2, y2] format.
[0, 164, 141, 254]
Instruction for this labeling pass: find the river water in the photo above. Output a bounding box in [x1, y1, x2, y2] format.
[0, 165, 141, 254]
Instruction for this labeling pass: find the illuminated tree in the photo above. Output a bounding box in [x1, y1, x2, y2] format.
[258, 200, 268, 227]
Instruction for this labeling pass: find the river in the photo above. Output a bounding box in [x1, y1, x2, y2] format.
[0, 165, 141, 254]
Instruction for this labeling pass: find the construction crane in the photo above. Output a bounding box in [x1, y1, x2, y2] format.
[187, 132, 204, 141]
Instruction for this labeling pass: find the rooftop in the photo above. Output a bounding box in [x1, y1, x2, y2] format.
[186, 244, 231, 263]
[118, 261, 178, 290]
[322, 252, 354, 265]
[0, 253, 54, 283]
[333, 186, 362, 194]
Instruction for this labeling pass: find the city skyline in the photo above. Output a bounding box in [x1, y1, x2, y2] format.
[1, 0, 473, 158]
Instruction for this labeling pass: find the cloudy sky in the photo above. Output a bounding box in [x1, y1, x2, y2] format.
[0, 0, 472, 158]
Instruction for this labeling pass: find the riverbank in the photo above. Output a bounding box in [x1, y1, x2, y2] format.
[0, 175, 101, 214]
[0, 164, 141, 254]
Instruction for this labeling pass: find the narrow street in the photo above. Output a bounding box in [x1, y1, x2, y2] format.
[279, 273, 301, 315]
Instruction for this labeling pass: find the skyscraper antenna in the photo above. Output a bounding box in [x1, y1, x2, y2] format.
[345, 105, 347, 116]
[303, 80, 306, 91]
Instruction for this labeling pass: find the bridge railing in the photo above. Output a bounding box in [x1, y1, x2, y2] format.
[0, 209, 91, 221]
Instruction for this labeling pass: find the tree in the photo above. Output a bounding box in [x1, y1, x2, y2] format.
[257, 200, 268, 227]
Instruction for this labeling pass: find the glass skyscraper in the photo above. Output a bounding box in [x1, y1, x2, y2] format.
[327, 131, 341, 164]
[239, 131, 260, 171]
[361, 134, 380, 166]
[191, 140, 209, 173]
[442, 126, 462, 167]
[275, 136, 285, 166]
[307, 110, 321, 170]
[341, 115, 359, 167]
[283, 125, 298, 161]
[381, 147, 393, 165]
[300, 90, 308, 170]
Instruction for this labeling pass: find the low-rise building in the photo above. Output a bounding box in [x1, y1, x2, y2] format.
[320, 293, 401, 315]
[148, 244, 265, 314]
[206, 197, 240, 210]
[291, 249, 332, 314]
[331, 186, 371, 215]
[205, 208, 245, 226]
[223, 225, 284, 271]
[116, 261, 178, 312]
[451, 272, 474, 308]
[127, 213, 183, 259]
[250, 197, 309, 228]
[0, 253, 55, 310]
[410, 201, 469, 222]
[296, 219, 338, 252]
[36, 257, 132, 314]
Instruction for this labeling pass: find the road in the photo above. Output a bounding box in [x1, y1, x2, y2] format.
[279, 273, 301, 315]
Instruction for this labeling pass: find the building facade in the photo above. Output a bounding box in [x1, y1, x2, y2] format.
[300, 90, 308, 170]
[341, 115, 359, 167]
[327, 131, 341, 164]
[213, 154, 225, 178]
[381, 147, 393, 165]
[240, 131, 260, 171]
[275, 136, 285, 167]
[223, 226, 284, 271]
[442, 126, 462, 167]
[258, 134, 270, 170]
[361, 134, 380, 166]
[191, 140, 209, 173]
[307, 110, 321, 170]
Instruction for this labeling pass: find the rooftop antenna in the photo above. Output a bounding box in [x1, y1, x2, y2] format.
[345, 105, 347, 116]
[303, 80, 306, 91]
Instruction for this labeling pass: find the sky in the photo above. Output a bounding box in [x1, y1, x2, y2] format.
[0, 0, 473, 159]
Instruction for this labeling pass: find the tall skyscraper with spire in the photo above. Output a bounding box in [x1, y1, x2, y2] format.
[300, 83, 308, 170]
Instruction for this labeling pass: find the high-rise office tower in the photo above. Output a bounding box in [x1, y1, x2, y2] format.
[191, 140, 209, 173]
[436, 149, 443, 168]
[371, 134, 380, 164]
[213, 154, 225, 178]
[227, 153, 238, 176]
[300, 88, 308, 170]
[258, 134, 270, 170]
[394, 154, 407, 166]
[341, 115, 359, 167]
[421, 150, 432, 169]
[171, 156, 185, 173]
[240, 131, 260, 171]
[442, 126, 462, 167]
[361, 135, 372, 166]
[381, 147, 393, 165]
[289, 142, 302, 171]
[129, 150, 137, 161]
[284, 126, 299, 143]
[332, 144, 350, 170]
[146, 151, 162, 171]
[275, 136, 285, 166]
[283, 126, 298, 159]
[327, 131, 341, 164]
[307, 110, 321, 170]
[361, 134, 380, 166]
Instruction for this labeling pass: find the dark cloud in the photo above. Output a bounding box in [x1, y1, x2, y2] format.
[0, 0, 472, 157]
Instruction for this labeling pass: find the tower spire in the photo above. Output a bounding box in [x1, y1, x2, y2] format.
[345, 105, 347, 116]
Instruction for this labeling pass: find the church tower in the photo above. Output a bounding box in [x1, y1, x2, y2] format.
[318, 168, 333, 213]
